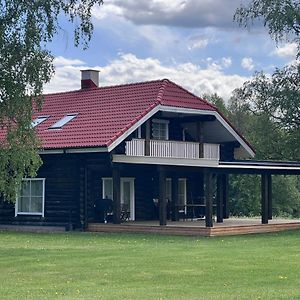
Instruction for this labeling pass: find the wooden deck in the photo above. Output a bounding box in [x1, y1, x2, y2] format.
[88, 218, 300, 237]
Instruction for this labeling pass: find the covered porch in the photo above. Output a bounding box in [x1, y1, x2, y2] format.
[86, 159, 300, 236]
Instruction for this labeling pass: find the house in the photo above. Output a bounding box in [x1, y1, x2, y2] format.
[1, 70, 300, 233]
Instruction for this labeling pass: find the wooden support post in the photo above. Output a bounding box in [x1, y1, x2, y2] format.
[261, 174, 268, 224]
[158, 167, 167, 226]
[223, 174, 229, 219]
[205, 172, 213, 228]
[268, 174, 272, 220]
[171, 174, 179, 221]
[216, 174, 224, 223]
[112, 164, 121, 224]
[197, 121, 204, 158]
[145, 120, 150, 156]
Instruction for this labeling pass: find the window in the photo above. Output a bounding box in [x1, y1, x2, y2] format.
[31, 116, 49, 128]
[102, 177, 135, 220]
[137, 126, 142, 139]
[152, 119, 169, 140]
[166, 178, 172, 202]
[49, 113, 78, 129]
[102, 178, 113, 200]
[178, 178, 187, 213]
[15, 179, 45, 217]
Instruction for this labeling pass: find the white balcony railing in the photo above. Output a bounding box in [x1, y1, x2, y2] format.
[203, 143, 220, 160]
[125, 139, 220, 160]
[125, 138, 145, 156]
[150, 139, 199, 159]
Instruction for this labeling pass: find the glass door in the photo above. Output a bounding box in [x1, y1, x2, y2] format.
[121, 178, 135, 221]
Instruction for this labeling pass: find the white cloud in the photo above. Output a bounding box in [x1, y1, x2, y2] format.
[92, 0, 248, 29]
[45, 54, 249, 101]
[272, 43, 298, 58]
[44, 57, 87, 93]
[241, 57, 254, 71]
[222, 57, 232, 68]
[92, 3, 123, 20]
[53, 56, 85, 66]
[188, 34, 210, 50]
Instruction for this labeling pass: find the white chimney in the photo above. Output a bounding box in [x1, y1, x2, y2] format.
[81, 69, 99, 89]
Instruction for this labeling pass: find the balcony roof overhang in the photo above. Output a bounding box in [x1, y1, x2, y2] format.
[107, 105, 255, 158]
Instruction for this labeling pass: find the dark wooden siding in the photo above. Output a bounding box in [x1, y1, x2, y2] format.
[0, 151, 209, 227]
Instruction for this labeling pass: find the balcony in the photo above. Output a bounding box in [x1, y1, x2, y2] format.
[125, 139, 220, 160]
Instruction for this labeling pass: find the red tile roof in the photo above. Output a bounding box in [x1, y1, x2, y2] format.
[25, 79, 217, 149]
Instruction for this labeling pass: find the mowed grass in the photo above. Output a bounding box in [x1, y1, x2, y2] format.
[0, 230, 300, 300]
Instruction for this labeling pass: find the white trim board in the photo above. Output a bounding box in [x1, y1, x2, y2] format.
[113, 155, 219, 167]
[217, 164, 300, 171]
[39, 147, 108, 154]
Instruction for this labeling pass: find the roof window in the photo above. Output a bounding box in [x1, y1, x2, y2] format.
[31, 116, 49, 128]
[49, 113, 78, 129]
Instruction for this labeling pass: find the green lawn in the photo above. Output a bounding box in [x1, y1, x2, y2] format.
[0, 230, 299, 300]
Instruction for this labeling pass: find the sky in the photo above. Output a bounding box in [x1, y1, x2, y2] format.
[44, 0, 298, 101]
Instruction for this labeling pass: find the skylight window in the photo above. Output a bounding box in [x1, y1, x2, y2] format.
[49, 113, 78, 129]
[31, 116, 49, 128]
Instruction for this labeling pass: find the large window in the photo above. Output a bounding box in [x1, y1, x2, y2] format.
[152, 119, 169, 140]
[102, 178, 113, 199]
[165, 178, 187, 210]
[178, 178, 187, 206]
[15, 179, 45, 217]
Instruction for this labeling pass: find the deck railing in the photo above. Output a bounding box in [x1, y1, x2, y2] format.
[125, 138, 145, 156]
[125, 139, 220, 160]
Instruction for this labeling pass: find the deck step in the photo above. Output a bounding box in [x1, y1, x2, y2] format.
[88, 222, 300, 237]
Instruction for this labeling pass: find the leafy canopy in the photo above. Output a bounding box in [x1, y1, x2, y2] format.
[234, 0, 300, 160]
[234, 0, 300, 56]
[0, 0, 103, 201]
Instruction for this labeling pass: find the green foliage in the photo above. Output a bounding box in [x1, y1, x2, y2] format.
[0, 0, 103, 201]
[231, 0, 300, 217]
[202, 93, 230, 118]
[229, 174, 261, 217]
[272, 175, 300, 217]
[234, 0, 300, 56]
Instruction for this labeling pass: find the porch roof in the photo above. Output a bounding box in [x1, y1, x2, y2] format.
[112, 155, 300, 174]
[218, 160, 300, 174]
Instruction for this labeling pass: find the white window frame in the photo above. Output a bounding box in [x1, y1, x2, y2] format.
[165, 178, 187, 212]
[166, 178, 172, 202]
[137, 126, 142, 139]
[15, 178, 45, 217]
[101, 177, 135, 221]
[49, 113, 78, 129]
[102, 177, 113, 200]
[152, 119, 169, 140]
[178, 178, 187, 214]
[31, 116, 49, 128]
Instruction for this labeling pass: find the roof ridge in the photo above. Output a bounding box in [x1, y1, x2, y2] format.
[166, 80, 216, 110]
[43, 79, 167, 97]
[156, 78, 169, 104]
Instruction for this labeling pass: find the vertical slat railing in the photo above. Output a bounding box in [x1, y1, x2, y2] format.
[126, 139, 219, 160]
[203, 143, 220, 160]
[125, 139, 145, 156]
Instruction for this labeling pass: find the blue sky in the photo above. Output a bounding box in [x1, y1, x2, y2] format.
[45, 0, 297, 101]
